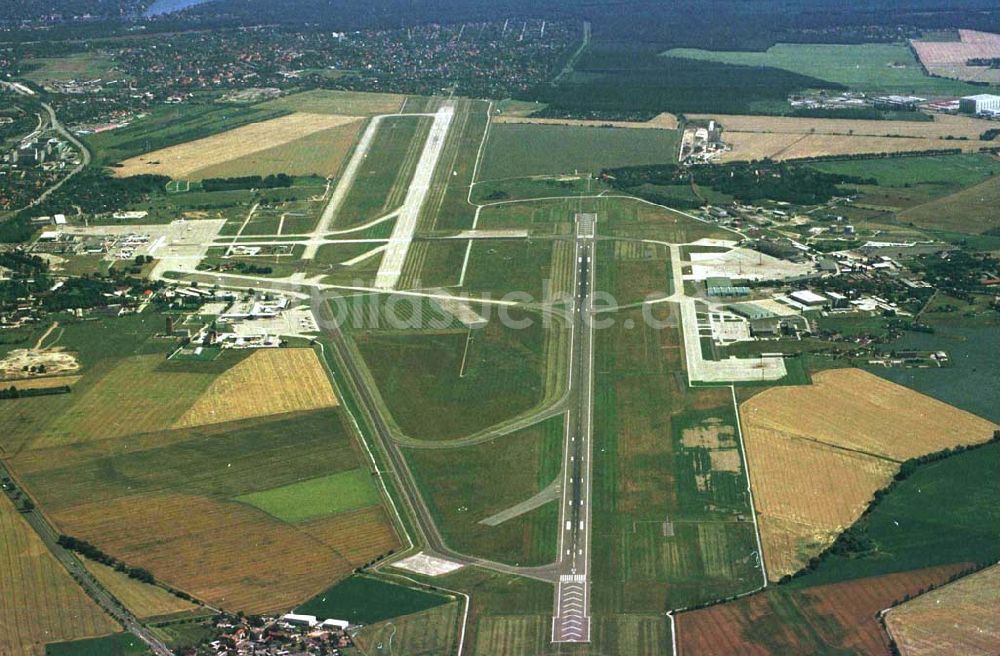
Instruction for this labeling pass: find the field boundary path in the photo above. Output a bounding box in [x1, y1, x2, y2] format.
[0, 460, 173, 656]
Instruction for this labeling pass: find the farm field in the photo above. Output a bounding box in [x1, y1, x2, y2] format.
[0, 313, 400, 613]
[352, 312, 549, 441]
[690, 113, 999, 162]
[112, 113, 362, 179]
[45, 633, 150, 656]
[235, 467, 380, 522]
[899, 174, 1000, 234]
[13, 410, 400, 613]
[792, 439, 1000, 586]
[0, 494, 119, 656]
[295, 575, 451, 625]
[741, 368, 997, 578]
[84, 102, 290, 166]
[256, 89, 406, 116]
[404, 415, 562, 565]
[188, 119, 364, 179]
[664, 43, 983, 95]
[479, 123, 680, 181]
[808, 152, 1000, 189]
[866, 325, 1000, 423]
[81, 560, 200, 620]
[173, 348, 338, 429]
[911, 29, 1000, 84]
[884, 564, 1000, 656]
[677, 564, 968, 656]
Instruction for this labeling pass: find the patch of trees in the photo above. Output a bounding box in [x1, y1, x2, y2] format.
[967, 57, 1000, 68]
[528, 49, 845, 119]
[602, 160, 872, 205]
[57, 534, 156, 583]
[980, 128, 1000, 141]
[0, 385, 71, 400]
[201, 174, 294, 192]
[32, 170, 170, 216]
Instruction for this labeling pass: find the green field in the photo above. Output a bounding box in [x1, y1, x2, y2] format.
[335, 115, 430, 229]
[46, 633, 150, 656]
[460, 239, 559, 300]
[663, 43, 985, 96]
[23, 52, 119, 83]
[235, 468, 380, 522]
[811, 153, 1000, 189]
[479, 124, 679, 181]
[899, 175, 1000, 234]
[867, 325, 1000, 423]
[256, 89, 407, 116]
[353, 311, 550, 441]
[295, 575, 451, 624]
[792, 439, 1000, 587]
[353, 602, 463, 655]
[405, 416, 563, 565]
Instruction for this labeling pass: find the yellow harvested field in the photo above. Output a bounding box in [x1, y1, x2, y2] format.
[83, 560, 200, 620]
[885, 564, 1000, 656]
[0, 495, 118, 655]
[690, 113, 999, 161]
[743, 368, 998, 461]
[190, 120, 363, 179]
[747, 432, 896, 578]
[174, 348, 338, 429]
[113, 113, 361, 178]
[742, 368, 998, 580]
[494, 111, 678, 130]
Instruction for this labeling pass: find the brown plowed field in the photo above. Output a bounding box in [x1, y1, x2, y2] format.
[885, 564, 1000, 656]
[678, 564, 968, 656]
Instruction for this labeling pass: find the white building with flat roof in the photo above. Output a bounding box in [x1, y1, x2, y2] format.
[959, 94, 1000, 115]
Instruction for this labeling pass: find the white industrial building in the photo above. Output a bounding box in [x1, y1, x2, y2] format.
[958, 94, 1000, 115]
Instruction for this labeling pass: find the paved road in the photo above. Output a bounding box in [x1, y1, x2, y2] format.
[552, 214, 596, 643]
[0, 462, 173, 656]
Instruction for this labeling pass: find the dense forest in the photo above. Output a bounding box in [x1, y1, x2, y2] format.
[602, 161, 874, 205]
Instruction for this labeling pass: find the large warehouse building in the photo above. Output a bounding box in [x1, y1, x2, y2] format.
[958, 94, 1000, 115]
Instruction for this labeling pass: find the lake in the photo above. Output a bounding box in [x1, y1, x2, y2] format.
[144, 0, 215, 17]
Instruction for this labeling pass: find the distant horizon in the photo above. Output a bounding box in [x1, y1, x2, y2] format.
[144, 0, 216, 18]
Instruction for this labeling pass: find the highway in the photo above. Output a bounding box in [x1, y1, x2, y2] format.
[552, 213, 596, 643]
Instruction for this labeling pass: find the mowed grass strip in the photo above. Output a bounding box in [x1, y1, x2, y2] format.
[235, 468, 380, 523]
[174, 348, 338, 429]
[0, 495, 119, 656]
[81, 560, 199, 620]
[113, 112, 361, 178]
